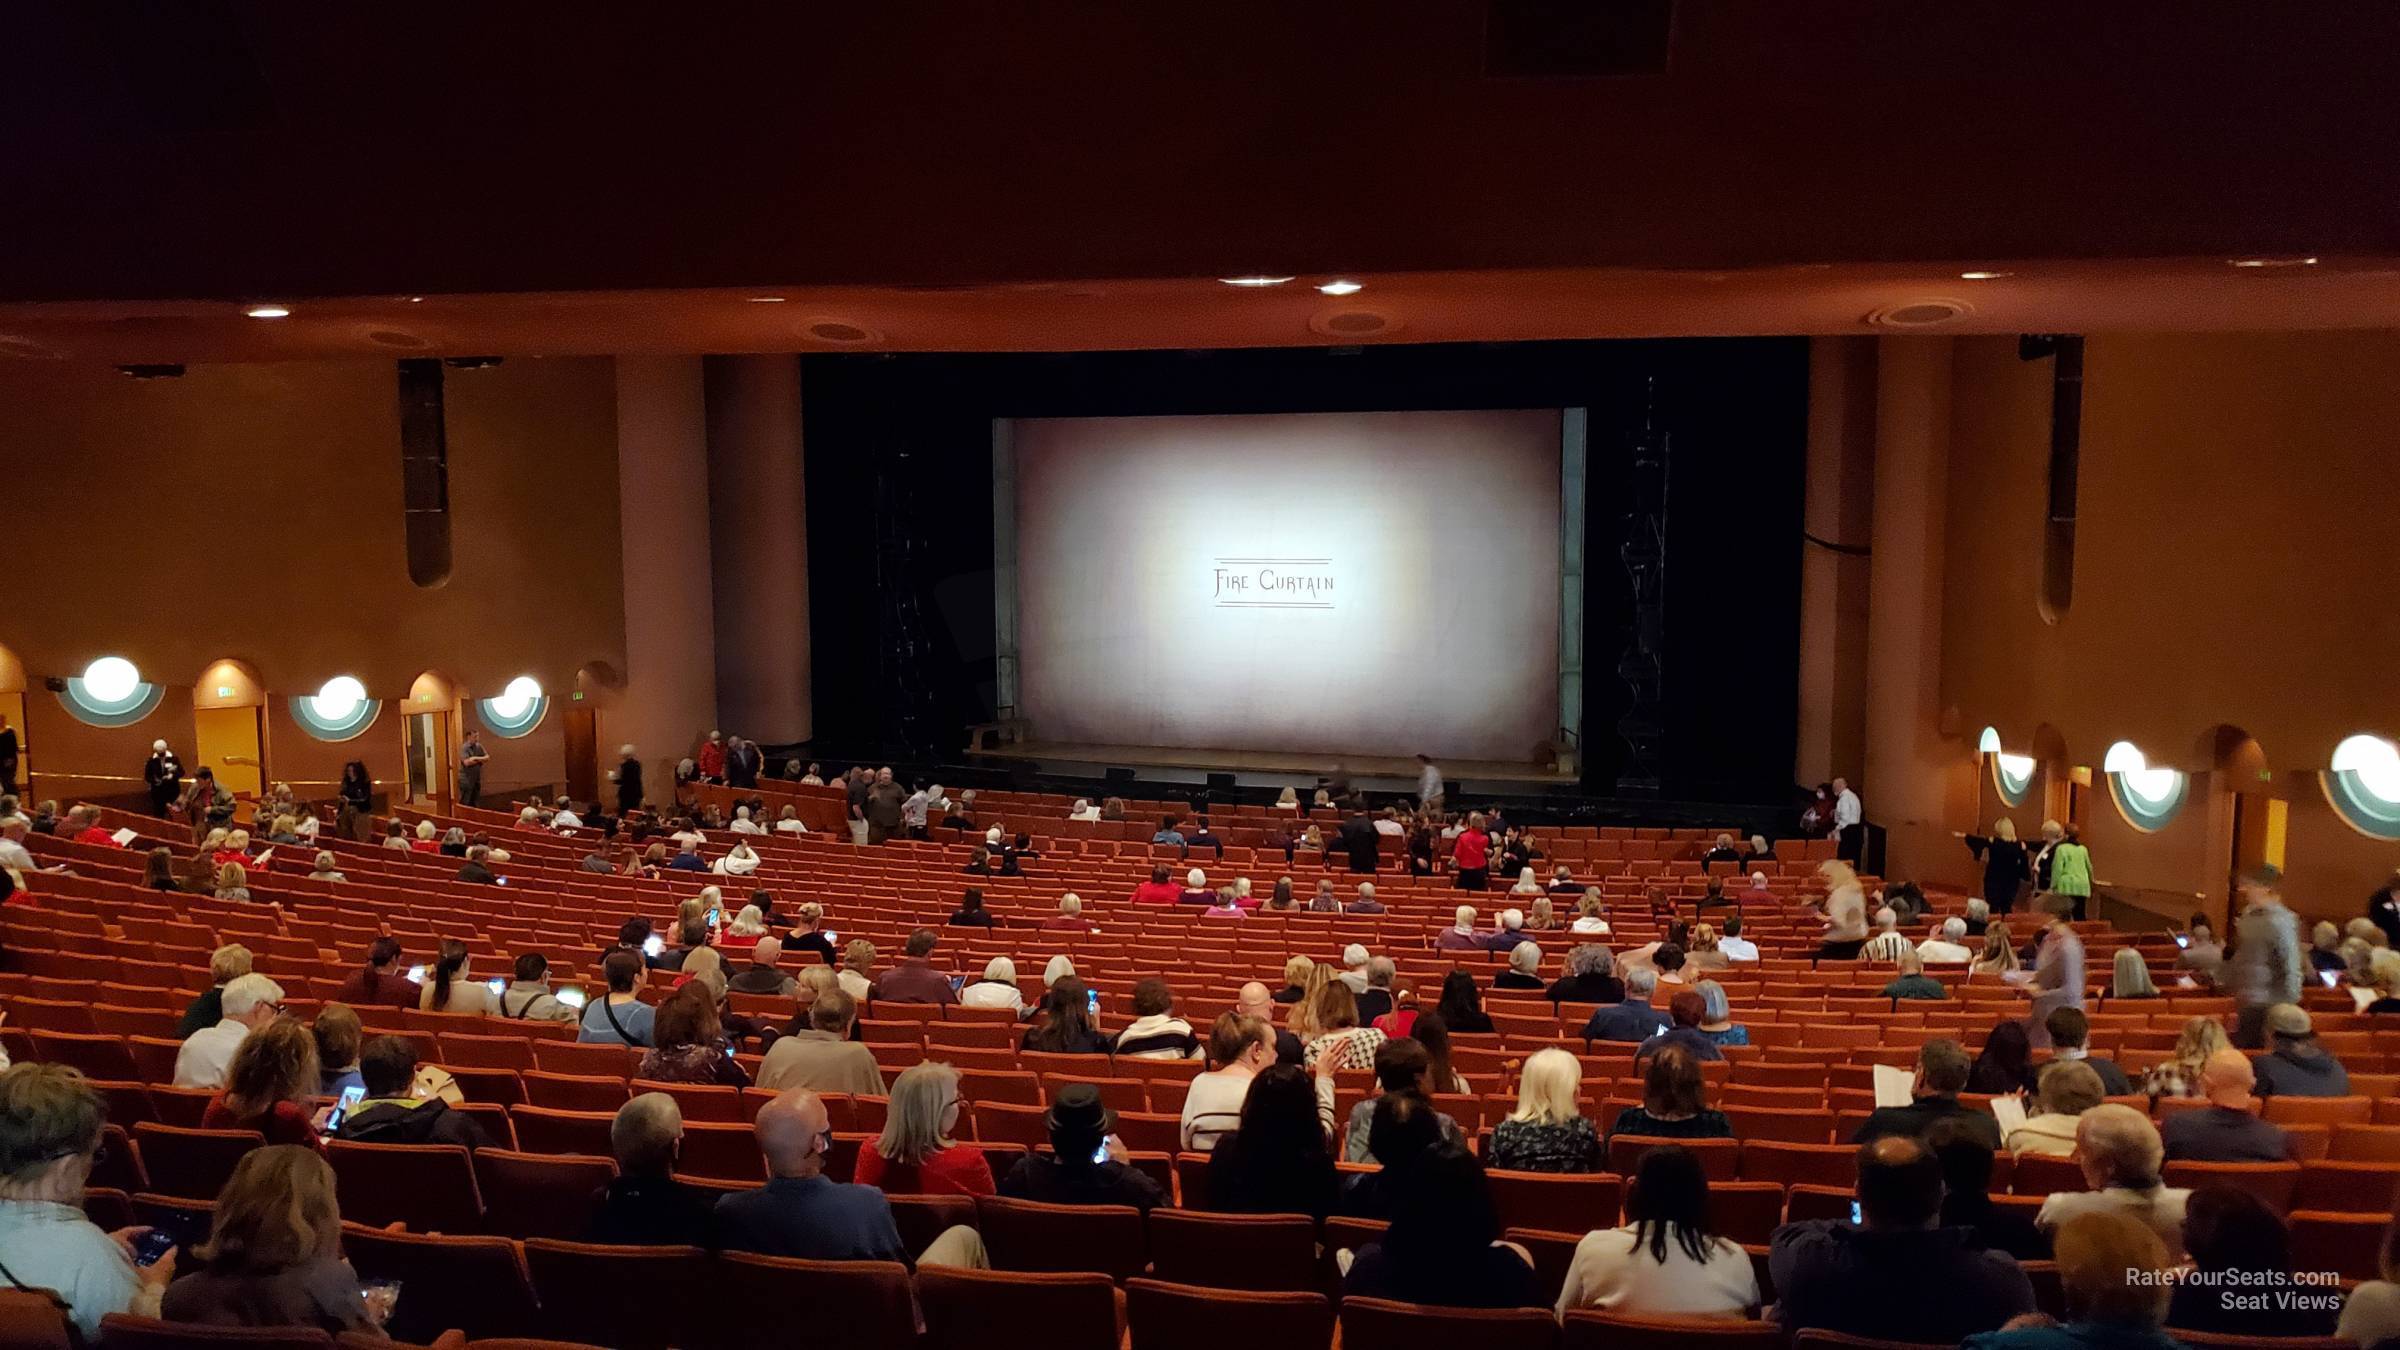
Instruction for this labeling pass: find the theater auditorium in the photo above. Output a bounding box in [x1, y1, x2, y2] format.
[2, 6, 2399, 1349]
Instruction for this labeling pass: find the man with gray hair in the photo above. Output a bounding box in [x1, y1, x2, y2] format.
[1356, 956, 1398, 1023]
[1918, 916, 1973, 964]
[1581, 966, 1671, 1042]
[171, 972, 283, 1089]
[1347, 881, 1385, 915]
[1963, 897, 1991, 936]
[1336, 944, 1373, 994]
[585, 1092, 713, 1245]
[755, 990, 884, 1095]
[2037, 1104, 2192, 1261]
[1549, 944, 1624, 1004]
[1436, 905, 1482, 951]
[1481, 907, 1530, 953]
[715, 1089, 986, 1266]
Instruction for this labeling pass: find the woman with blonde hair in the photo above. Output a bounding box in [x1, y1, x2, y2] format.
[306, 850, 345, 883]
[1490, 1047, 1601, 1172]
[1571, 889, 1612, 935]
[727, 903, 769, 941]
[2140, 1016, 2231, 1100]
[1298, 982, 1386, 1071]
[854, 1061, 994, 1196]
[838, 939, 877, 1001]
[1529, 896, 1556, 930]
[1972, 923, 2018, 977]
[1815, 859, 1867, 959]
[213, 862, 253, 902]
[1287, 961, 1337, 1036]
[795, 965, 840, 1011]
[161, 1146, 382, 1334]
[202, 1019, 323, 1148]
[1276, 955, 1316, 1004]
[2006, 1060, 2106, 1157]
[775, 804, 808, 835]
[679, 943, 727, 1000]
[2110, 948, 2160, 1000]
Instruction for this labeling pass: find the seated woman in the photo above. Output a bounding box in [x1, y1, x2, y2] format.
[1692, 979, 1748, 1047]
[948, 889, 996, 927]
[1129, 865, 1182, 906]
[1556, 1144, 1760, 1317]
[161, 1146, 383, 1336]
[2111, 947, 2162, 1000]
[1433, 970, 1495, 1033]
[420, 939, 500, 1015]
[0, 1065, 175, 1339]
[213, 862, 253, 902]
[1275, 955, 1316, 1004]
[2168, 1188, 2337, 1337]
[637, 984, 750, 1087]
[2006, 1060, 2105, 1157]
[1607, 1044, 1733, 1145]
[1968, 1020, 2039, 1096]
[1491, 1048, 1602, 1173]
[1548, 945, 1624, 1005]
[203, 1020, 325, 1149]
[1570, 890, 1613, 935]
[311, 1004, 365, 1097]
[1343, 1144, 1542, 1308]
[1298, 982, 1386, 1072]
[1206, 1065, 1339, 1222]
[1177, 868, 1213, 905]
[1022, 979, 1112, 1055]
[960, 957, 1029, 1014]
[713, 840, 762, 876]
[1493, 941, 1546, 990]
[853, 1062, 995, 1197]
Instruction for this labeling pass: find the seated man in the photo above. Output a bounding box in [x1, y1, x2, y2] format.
[715, 1089, 986, 1266]
[870, 928, 957, 1004]
[2161, 1050, 2292, 1162]
[1355, 957, 1398, 1023]
[586, 1093, 715, 1245]
[1881, 948, 1950, 1000]
[338, 1035, 490, 1149]
[2036, 1105, 2192, 1261]
[1770, 1135, 2037, 1341]
[2045, 1007, 2133, 1095]
[999, 1084, 1166, 1210]
[725, 935, 798, 997]
[1714, 915, 1758, 963]
[1851, 1039, 2002, 1149]
[1918, 916, 1975, 963]
[171, 973, 283, 1090]
[1581, 967, 1674, 1043]
[2252, 1004, 2351, 1097]
[1347, 883, 1385, 915]
[755, 990, 885, 1095]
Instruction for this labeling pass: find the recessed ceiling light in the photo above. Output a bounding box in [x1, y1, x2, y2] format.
[244, 304, 291, 319]
[406, 296, 424, 304]
[747, 296, 787, 303]
[1219, 276, 1295, 287]
[1316, 279, 1364, 296]
[2228, 256, 2318, 268]
[1959, 270, 2010, 281]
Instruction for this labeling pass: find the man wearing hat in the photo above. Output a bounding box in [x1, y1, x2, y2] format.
[994, 1084, 1164, 1211]
[2161, 1050, 2292, 1161]
[2252, 1004, 2351, 1097]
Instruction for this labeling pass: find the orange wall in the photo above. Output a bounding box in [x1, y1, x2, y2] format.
[0, 357, 627, 794]
[1927, 332, 2400, 920]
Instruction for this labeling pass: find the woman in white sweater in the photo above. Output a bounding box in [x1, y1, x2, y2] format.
[1556, 1144, 1759, 1319]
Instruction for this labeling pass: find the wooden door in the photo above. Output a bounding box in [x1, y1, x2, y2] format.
[562, 708, 599, 805]
[193, 705, 263, 801]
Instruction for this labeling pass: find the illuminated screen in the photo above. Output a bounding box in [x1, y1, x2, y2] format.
[1008, 408, 1563, 761]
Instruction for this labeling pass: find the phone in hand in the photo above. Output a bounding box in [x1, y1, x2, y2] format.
[405, 965, 426, 983]
[2322, 969, 2341, 988]
[707, 908, 720, 926]
[486, 978, 506, 996]
[1087, 988, 1102, 1016]
[643, 935, 665, 958]
[1849, 1201, 1863, 1225]
[557, 987, 588, 1009]
[131, 1230, 176, 1267]
[325, 1084, 367, 1132]
[1090, 1134, 1119, 1165]
[2173, 933, 2191, 949]
[824, 930, 837, 944]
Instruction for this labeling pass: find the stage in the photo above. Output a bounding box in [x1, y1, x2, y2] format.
[965, 737, 1579, 792]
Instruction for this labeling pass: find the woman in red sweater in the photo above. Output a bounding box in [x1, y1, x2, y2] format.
[1129, 864, 1183, 906]
[202, 1019, 326, 1149]
[1451, 812, 1493, 891]
[852, 1061, 994, 1197]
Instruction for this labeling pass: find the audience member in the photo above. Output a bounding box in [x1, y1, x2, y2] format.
[1582, 967, 1673, 1042]
[1692, 980, 1748, 1046]
[870, 928, 956, 1005]
[958, 956, 1028, 1014]
[1111, 977, 1201, 1059]
[2044, 1007, 2133, 1094]
[2111, 947, 2162, 999]
[1206, 1065, 1339, 1222]
[1853, 1039, 2003, 1148]
[579, 951, 657, 1046]
[1927, 1117, 2050, 1260]
[1234, 982, 1303, 1065]
[585, 1093, 715, 1245]
[1343, 1145, 1541, 1308]
[1919, 916, 1974, 963]
[1555, 1144, 1759, 1318]
[724, 937, 798, 998]
[757, 990, 884, 1094]
[1550, 945, 1624, 1005]
[0, 1065, 174, 1337]
[1967, 1021, 2038, 1096]
[202, 1019, 323, 1148]
[1298, 981, 1386, 1071]
[1607, 1043, 1732, 1145]
[854, 1061, 994, 1197]
[177, 944, 256, 1037]
[837, 940, 877, 1001]
[639, 985, 750, 1087]
[2141, 1016, 2232, 1101]
[2036, 1105, 2192, 1260]
[1881, 948, 1949, 1000]
[1023, 978, 1111, 1055]
[1491, 1047, 1602, 1172]
[336, 1035, 490, 1149]
[1636, 990, 1725, 1065]
[310, 1004, 364, 1097]
[1181, 1013, 1278, 1151]
[1771, 1135, 2037, 1341]
[1336, 943, 1374, 994]
[419, 938, 499, 1015]
[714, 1089, 984, 1265]
[2164, 1188, 2337, 1337]
[1343, 1039, 1460, 1163]
[2252, 1003, 2351, 1096]
[173, 973, 284, 1090]
[2006, 1060, 2106, 1157]
[2161, 1050, 2291, 1162]
[332, 938, 417, 1013]
[499, 952, 579, 1020]
[2339, 1216, 2400, 1346]
[159, 1146, 380, 1336]
[1961, 1212, 2177, 1350]
[998, 1084, 1166, 1212]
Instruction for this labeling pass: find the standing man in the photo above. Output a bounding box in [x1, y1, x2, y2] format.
[2230, 866, 2301, 1049]
[143, 739, 183, 818]
[615, 743, 644, 814]
[845, 767, 871, 845]
[1338, 808, 1380, 874]
[864, 767, 906, 845]
[456, 731, 489, 808]
[1832, 776, 1864, 864]
[1415, 753, 1443, 814]
[0, 714, 17, 799]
